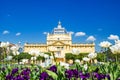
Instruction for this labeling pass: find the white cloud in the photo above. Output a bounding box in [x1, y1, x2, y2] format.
[75, 32, 86, 36]
[43, 32, 48, 35]
[68, 31, 74, 35]
[16, 32, 21, 36]
[3, 30, 9, 34]
[108, 34, 119, 40]
[86, 36, 96, 41]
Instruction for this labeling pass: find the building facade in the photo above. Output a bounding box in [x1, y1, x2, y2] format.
[24, 21, 95, 60]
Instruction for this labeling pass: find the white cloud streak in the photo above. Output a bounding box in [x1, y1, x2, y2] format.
[75, 32, 86, 36]
[16, 32, 21, 36]
[3, 30, 9, 34]
[108, 34, 119, 40]
[86, 36, 96, 41]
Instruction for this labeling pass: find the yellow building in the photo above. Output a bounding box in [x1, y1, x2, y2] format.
[24, 21, 95, 61]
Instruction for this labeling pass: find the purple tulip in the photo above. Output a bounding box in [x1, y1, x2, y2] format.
[72, 69, 79, 78]
[48, 65, 57, 73]
[79, 71, 83, 76]
[23, 75, 30, 80]
[1, 67, 5, 72]
[13, 75, 24, 80]
[12, 68, 18, 75]
[21, 68, 30, 76]
[93, 72, 106, 80]
[39, 72, 49, 80]
[6, 74, 13, 80]
[65, 69, 73, 79]
[106, 74, 110, 80]
[79, 72, 90, 79]
[117, 78, 120, 80]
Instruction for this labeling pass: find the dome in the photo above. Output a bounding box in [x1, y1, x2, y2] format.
[52, 21, 67, 34]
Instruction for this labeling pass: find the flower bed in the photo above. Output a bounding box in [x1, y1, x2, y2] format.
[0, 62, 120, 80]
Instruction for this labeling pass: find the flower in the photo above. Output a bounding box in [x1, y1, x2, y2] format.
[65, 69, 73, 79]
[99, 41, 111, 48]
[39, 72, 49, 80]
[72, 69, 79, 78]
[48, 65, 57, 73]
[115, 40, 120, 44]
[72, 48, 80, 55]
[83, 57, 90, 62]
[12, 68, 18, 74]
[65, 69, 79, 79]
[1, 67, 5, 72]
[10, 45, 20, 55]
[39, 52, 44, 57]
[6, 74, 13, 80]
[50, 56, 53, 59]
[88, 52, 97, 59]
[93, 73, 106, 80]
[21, 68, 30, 76]
[29, 50, 40, 57]
[79, 72, 90, 79]
[110, 43, 120, 54]
[6, 56, 13, 61]
[19, 62, 24, 64]
[13, 51, 20, 55]
[75, 59, 80, 63]
[31, 57, 37, 60]
[22, 59, 28, 63]
[60, 62, 69, 69]
[106, 74, 110, 80]
[44, 54, 49, 58]
[83, 64, 88, 71]
[10, 46, 19, 51]
[0, 42, 10, 48]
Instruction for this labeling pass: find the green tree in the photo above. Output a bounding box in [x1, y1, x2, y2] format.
[13, 52, 32, 62]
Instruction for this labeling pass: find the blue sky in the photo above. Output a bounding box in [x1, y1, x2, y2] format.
[0, 0, 120, 52]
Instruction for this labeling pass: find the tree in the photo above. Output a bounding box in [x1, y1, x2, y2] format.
[13, 52, 32, 62]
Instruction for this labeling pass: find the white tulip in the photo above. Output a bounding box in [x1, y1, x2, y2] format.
[72, 48, 80, 55]
[22, 59, 28, 63]
[19, 62, 24, 64]
[83, 57, 90, 62]
[115, 40, 120, 44]
[39, 52, 44, 57]
[83, 64, 88, 71]
[110, 43, 120, 54]
[88, 52, 97, 59]
[13, 51, 20, 55]
[60, 62, 69, 69]
[75, 59, 80, 63]
[31, 57, 37, 60]
[10, 46, 19, 51]
[6, 56, 12, 61]
[29, 50, 40, 57]
[0, 42, 10, 48]
[60, 62, 65, 66]
[99, 41, 111, 48]
[50, 56, 53, 59]
[44, 54, 49, 58]
[64, 63, 69, 69]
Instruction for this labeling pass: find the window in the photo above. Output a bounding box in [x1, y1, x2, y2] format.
[57, 51, 61, 56]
